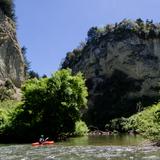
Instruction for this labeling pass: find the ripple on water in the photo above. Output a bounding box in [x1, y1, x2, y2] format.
[0, 144, 160, 160]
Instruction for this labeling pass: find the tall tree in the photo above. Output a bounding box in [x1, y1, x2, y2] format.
[21, 46, 30, 76]
[0, 0, 16, 22]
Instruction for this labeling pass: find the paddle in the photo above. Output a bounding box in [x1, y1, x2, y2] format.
[45, 137, 49, 141]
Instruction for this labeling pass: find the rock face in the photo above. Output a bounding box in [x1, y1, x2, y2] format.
[62, 20, 160, 129]
[0, 9, 24, 88]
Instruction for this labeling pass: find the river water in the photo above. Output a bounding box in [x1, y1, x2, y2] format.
[0, 134, 160, 160]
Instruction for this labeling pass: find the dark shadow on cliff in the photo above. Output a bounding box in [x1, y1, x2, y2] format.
[84, 70, 160, 130]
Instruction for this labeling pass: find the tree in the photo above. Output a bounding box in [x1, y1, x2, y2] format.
[28, 70, 40, 79]
[42, 69, 88, 135]
[87, 27, 98, 42]
[42, 74, 47, 78]
[7, 69, 88, 141]
[0, 0, 16, 22]
[136, 18, 144, 26]
[21, 46, 30, 76]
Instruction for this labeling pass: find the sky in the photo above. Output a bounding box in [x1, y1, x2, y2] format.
[14, 0, 160, 76]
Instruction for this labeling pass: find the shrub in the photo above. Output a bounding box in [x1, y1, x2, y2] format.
[0, 100, 20, 131]
[123, 103, 160, 141]
[0, 80, 16, 101]
[74, 120, 89, 136]
[105, 117, 127, 132]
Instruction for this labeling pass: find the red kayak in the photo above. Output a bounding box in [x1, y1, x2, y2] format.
[32, 141, 54, 146]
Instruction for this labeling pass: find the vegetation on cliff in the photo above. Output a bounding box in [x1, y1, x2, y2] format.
[62, 19, 160, 69]
[0, 69, 88, 142]
[0, 0, 16, 21]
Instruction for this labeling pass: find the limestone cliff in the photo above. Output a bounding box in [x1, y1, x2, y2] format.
[0, 9, 24, 88]
[62, 19, 160, 128]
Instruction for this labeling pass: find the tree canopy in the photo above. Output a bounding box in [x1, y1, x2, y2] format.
[3, 69, 88, 141]
[0, 0, 16, 21]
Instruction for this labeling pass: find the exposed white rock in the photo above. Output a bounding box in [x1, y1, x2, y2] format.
[0, 9, 24, 88]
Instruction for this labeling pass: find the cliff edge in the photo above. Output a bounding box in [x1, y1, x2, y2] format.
[0, 9, 24, 88]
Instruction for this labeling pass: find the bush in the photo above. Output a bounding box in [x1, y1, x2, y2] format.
[105, 117, 127, 132]
[0, 100, 20, 131]
[123, 103, 160, 141]
[74, 120, 89, 136]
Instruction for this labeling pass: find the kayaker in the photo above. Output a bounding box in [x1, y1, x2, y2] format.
[39, 135, 45, 144]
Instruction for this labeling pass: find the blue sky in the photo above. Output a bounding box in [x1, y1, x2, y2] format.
[14, 0, 160, 76]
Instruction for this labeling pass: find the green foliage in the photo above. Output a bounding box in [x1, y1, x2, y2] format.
[0, 100, 20, 132]
[0, 80, 16, 101]
[74, 120, 89, 136]
[21, 47, 41, 80]
[86, 19, 160, 43]
[61, 43, 85, 69]
[4, 69, 88, 141]
[28, 70, 40, 79]
[87, 27, 99, 42]
[0, 87, 12, 100]
[0, 0, 16, 22]
[123, 103, 160, 141]
[105, 117, 127, 132]
[62, 19, 160, 70]
[21, 46, 30, 76]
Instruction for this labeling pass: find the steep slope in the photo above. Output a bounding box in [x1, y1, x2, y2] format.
[0, 8, 24, 88]
[62, 19, 160, 129]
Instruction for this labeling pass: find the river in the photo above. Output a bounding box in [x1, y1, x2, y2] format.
[0, 134, 160, 160]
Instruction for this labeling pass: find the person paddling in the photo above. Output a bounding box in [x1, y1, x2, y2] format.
[39, 135, 49, 144]
[39, 135, 45, 144]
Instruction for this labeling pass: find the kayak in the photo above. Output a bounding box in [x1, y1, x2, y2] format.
[32, 141, 54, 146]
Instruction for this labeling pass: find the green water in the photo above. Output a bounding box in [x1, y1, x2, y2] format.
[0, 134, 160, 160]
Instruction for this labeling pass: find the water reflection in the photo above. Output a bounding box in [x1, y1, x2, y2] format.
[59, 134, 145, 146]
